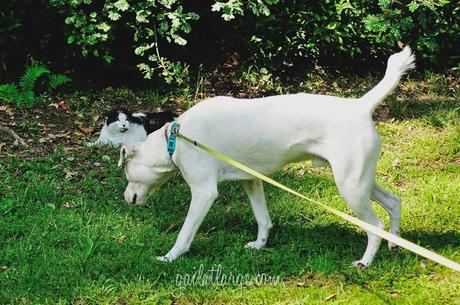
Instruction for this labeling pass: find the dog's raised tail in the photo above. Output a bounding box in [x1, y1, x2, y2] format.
[360, 46, 415, 113]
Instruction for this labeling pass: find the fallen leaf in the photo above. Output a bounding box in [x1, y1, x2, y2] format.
[92, 114, 100, 122]
[296, 282, 306, 287]
[63, 202, 71, 208]
[117, 235, 127, 244]
[420, 261, 426, 269]
[38, 138, 46, 143]
[64, 169, 77, 179]
[0, 106, 13, 115]
[55, 132, 70, 138]
[73, 131, 85, 138]
[0, 143, 5, 151]
[58, 101, 69, 111]
[78, 126, 95, 134]
[49, 102, 69, 111]
[0, 265, 7, 272]
[392, 158, 401, 169]
[64, 146, 82, 151]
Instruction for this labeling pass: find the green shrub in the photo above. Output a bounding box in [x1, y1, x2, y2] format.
[1, 1, 458, 86]
[0, 0, 67, 79]
[247, 0, 459, 71]
[49, 0, 279, 85]
[48, 74, 72, 91]
[0, 61, 71, 108]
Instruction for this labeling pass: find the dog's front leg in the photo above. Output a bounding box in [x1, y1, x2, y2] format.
[242, 179, 273, 250]
[156, 185, 218, 262]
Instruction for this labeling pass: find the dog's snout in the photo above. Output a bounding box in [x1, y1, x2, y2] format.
[124, 185, 144, 205]
[124, 188, 133, 204]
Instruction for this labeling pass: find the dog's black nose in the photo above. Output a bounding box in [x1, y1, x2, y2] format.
[132, 194, 137, 204]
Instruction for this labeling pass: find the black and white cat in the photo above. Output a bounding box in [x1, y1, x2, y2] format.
[93, 109, 177, 145]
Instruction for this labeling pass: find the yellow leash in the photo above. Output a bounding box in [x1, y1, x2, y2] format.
[176, 132, 460, 272]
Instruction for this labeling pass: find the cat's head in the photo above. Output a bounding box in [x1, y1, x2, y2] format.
[105, 109, 132, 133]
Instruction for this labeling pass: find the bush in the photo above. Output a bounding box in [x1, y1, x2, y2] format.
[49, 0, 279, 85]
[0, 0, 67, 81]
[246, 0, 460, 71]
[0, 61, 71, 108]
[1, 1, 459, 86]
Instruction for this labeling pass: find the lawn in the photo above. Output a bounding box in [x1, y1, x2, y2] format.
[0, 74, 459, 304]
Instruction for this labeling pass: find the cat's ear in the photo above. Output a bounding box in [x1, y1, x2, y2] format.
[118, 143, 139, 167]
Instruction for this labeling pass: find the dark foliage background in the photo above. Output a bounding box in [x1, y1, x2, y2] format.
[1, 0, 459, 86]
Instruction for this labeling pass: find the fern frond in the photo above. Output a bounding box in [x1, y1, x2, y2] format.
[0, 83, 20, 104]
[17, 91, 35, 108]
[49, 73, 72, 90]
[19, 63, 50, 94]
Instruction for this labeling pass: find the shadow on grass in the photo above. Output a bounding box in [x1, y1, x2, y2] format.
[401, 229, 460, 249]
[116, 175, 460, 266]
[385, 97, 459, 126]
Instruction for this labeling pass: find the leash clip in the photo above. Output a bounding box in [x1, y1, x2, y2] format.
[170, 122, 180, 136]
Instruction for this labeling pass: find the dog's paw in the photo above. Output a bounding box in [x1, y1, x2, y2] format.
[245, 241, 266, 250]
[388, 232, 400, 251]
[388, 242, 400, 251]
[352, 260, 370, 269]
[156, 255, 173, 262]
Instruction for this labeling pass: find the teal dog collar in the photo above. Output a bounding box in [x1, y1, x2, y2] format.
[167, 122, 180, 160]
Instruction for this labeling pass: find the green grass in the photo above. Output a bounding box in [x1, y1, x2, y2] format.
[1, 75, 459, 304]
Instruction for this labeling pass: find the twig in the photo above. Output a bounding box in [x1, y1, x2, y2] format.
[0, 125, 29, 147]
[164, 218, 185, 233]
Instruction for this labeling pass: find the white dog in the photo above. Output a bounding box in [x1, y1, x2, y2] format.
[119, 47, 415, 268]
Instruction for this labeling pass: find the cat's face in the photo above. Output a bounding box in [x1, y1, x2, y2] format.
[106, 110, 131, 133]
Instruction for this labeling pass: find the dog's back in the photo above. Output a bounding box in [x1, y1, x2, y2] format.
[175, 47, 415, 174]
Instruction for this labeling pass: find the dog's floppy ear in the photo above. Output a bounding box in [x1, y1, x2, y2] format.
[118, 144, 138, 167]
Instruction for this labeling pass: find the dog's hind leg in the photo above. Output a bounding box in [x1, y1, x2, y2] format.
[242, 179, 273, 250]
[329, 153, 384, 268]
[371, 183, 402, 250]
